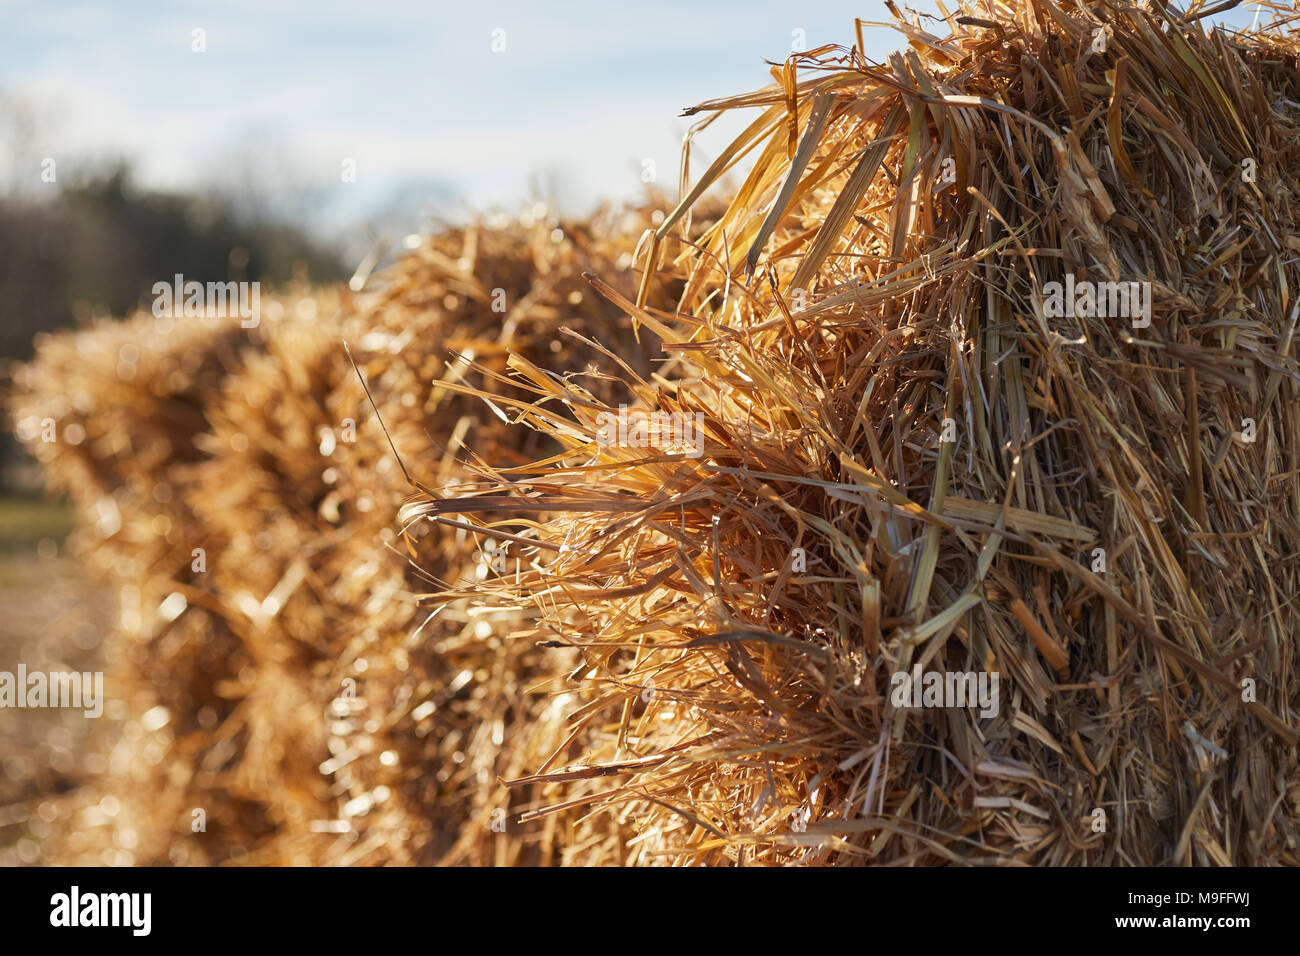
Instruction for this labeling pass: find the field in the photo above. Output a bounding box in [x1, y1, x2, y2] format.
[0, 497, 113, 864]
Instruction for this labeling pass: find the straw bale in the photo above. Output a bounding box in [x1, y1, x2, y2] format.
[431, 1, 1300, 865]
[10, 203, 674, 864]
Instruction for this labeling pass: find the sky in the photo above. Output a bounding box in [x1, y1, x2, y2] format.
[0, 0, 1276, 254]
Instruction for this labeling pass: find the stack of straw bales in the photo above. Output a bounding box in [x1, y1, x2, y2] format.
[12, 0, 1300, 866]
[11, 204, 678, 864]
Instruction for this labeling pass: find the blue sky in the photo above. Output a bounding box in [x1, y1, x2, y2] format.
[0, 0, 1273, 252]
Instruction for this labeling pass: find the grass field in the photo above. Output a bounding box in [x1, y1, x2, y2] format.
[0, 496, 73, 554]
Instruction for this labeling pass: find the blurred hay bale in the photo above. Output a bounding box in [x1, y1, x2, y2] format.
[10, 202, 675, 864]
[12, 292, 344, 864]
[436, 2, 1300, 864]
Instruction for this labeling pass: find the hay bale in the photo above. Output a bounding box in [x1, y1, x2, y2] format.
[12, 295, 337, 864]
[11, 203, 675, 864]
[435, 1, 1300, 864]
